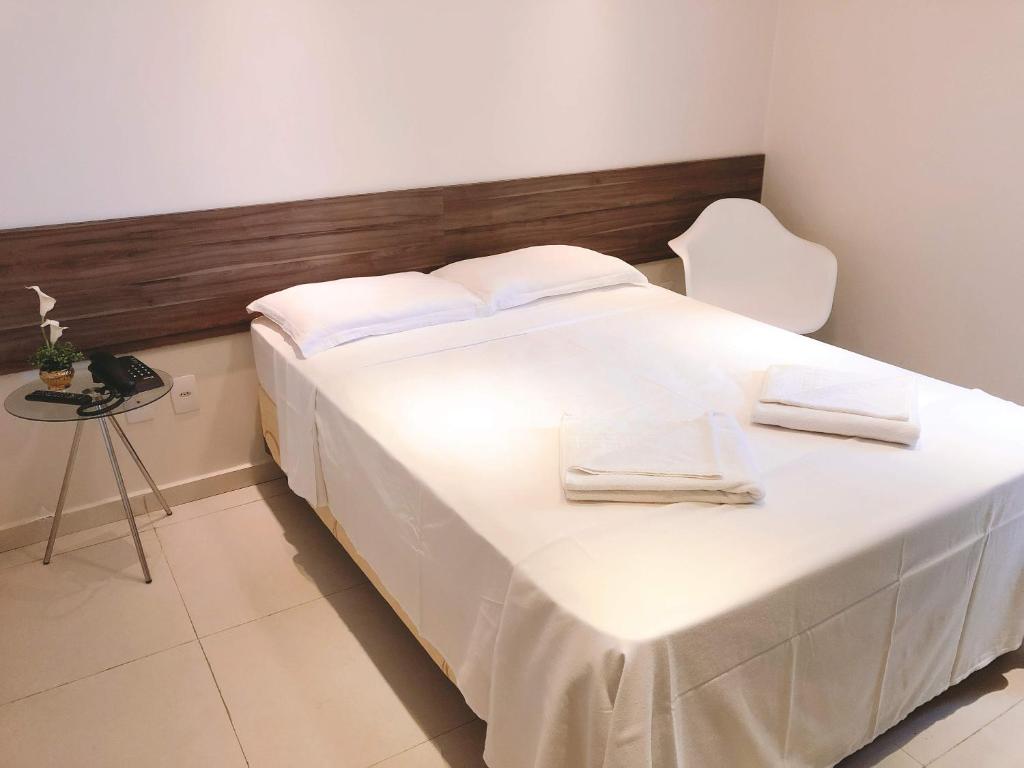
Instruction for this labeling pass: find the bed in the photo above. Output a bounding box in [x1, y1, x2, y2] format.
[252, 282, 1024, 767]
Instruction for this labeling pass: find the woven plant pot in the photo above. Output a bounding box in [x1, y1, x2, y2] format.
[39, 367, 75, 391]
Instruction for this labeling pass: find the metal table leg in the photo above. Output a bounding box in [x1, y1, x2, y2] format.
[108, 417, 173, 519]
[43, 420, 84, 565]
[99, 418, 152, 583]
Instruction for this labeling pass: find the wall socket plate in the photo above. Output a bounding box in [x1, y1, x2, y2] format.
[170, 374, 200, 414]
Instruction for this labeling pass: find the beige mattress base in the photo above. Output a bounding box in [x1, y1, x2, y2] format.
[258, 385, 456, 684]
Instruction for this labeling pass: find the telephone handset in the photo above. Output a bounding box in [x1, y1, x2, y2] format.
[88, 353, 163, 397]
[76, 353, 164, 417]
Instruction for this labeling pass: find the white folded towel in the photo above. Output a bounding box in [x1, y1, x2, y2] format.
[752, 365, 920, 446]
[561, 408, 765, 504]
[759, 364, 913, 421]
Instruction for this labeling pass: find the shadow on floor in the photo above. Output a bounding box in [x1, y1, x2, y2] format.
[838, 645, 1023, 766]
[275, 495, 484, 767]
[888, 646, 1022, 744]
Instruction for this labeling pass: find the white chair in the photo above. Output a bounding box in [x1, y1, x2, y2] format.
[667, 198, 837, 334]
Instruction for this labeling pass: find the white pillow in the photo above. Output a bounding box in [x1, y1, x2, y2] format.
[432, 245, 649, 311]
[246, 272, 486, 357]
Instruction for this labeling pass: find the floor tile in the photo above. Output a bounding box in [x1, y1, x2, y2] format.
[156, 492, 365, 636]
[0, 530, 195, 705]
[886, 647, 1024, 765]
[373, 720, 487, 768]
[202, 584, 475, 768]
[930, 699, 1024, 768]
[0, 641, 246, 768]
[0, 547, 34, 571]
[152, 476, 290, 528]
[17, 512, 155, 562]
[838, 737, 920, 768]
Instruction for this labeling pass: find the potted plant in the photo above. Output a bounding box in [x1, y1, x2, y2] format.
[26, 286, 84, 390]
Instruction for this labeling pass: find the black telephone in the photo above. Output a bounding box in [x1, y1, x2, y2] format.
[88, 353, 163, 396]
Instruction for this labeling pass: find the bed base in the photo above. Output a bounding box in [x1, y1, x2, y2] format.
[258, 385, 457, 684]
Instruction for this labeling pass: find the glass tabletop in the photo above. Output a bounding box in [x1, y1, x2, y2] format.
[4, 361, 172, 422]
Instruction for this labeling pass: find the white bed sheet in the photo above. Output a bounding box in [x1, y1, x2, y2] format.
[251, 285, 1024, 768]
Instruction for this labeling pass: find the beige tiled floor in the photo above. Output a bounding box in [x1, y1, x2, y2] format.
[0, 479, 1020, 767]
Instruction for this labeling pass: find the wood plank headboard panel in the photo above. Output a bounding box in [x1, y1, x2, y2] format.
[0, 154, 762, 373]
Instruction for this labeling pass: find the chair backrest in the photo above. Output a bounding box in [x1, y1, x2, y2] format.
[668, 198, 837, 334]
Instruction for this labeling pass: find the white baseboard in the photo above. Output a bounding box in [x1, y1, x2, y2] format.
[0, 460, 283, 553]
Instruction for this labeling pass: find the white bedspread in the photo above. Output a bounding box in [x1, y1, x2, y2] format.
[251, 285, 1024, 768]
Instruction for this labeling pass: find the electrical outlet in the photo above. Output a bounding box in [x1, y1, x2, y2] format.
[171, 374, 200, 414]
[124, 395, 155, 423]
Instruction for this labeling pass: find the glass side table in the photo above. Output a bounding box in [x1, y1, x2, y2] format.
[3, 361, 175, 583]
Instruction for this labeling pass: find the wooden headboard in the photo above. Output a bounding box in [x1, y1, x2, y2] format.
[0, 154, 763, 373]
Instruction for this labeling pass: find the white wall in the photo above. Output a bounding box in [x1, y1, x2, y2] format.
[0, 1, 778, 531]
[763, 0, 1024, 403]
[1, 0, 778, 228]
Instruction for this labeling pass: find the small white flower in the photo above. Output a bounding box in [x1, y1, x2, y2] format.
[26, 286, 56, 320]
[41, 319, 67, 345]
